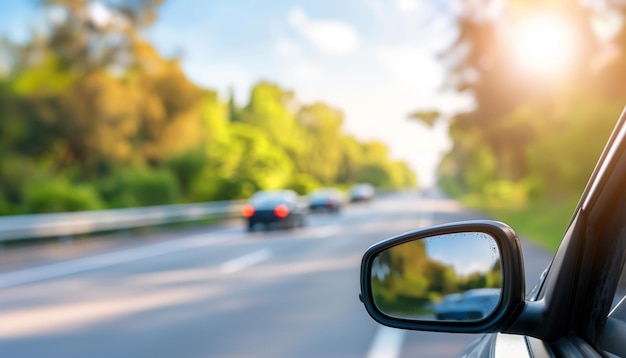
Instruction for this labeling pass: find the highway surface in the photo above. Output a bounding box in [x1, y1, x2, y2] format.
[0, 191, 553, 358]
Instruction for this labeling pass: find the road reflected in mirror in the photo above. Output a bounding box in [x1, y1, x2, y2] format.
[370, 232, 501, 322]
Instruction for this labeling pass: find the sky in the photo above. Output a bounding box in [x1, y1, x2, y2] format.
[425, 232, 500, 276]
[0, 0, 474, 187]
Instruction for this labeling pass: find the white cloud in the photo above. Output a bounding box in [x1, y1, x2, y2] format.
[274, 39, 301, 59]
[375, 45, 444, 89]
[393, 0, 420, 12]
[290, 62, 321, 80]
[274, 38, 321, 82]
[453, 260, 495, 276]
[287, 8, 360, 56]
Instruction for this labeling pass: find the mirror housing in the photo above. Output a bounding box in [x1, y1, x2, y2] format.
[360, 220, 526, 333]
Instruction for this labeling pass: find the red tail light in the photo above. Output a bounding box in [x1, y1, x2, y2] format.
[242, 204, 255, 218]
[274, 204, 290, 218]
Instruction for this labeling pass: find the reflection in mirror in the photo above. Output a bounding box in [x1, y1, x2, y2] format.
[370, 232, 501, 322]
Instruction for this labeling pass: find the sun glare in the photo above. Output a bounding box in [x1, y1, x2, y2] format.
[509, 13, 578, 77]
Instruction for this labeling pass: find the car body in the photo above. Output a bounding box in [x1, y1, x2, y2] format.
[349, 183, 375, 202]
[434, 289, 500, 321]
[242, 190, 306, 231]
[360, 108, 626, 357]
[308, 188, 344, 213]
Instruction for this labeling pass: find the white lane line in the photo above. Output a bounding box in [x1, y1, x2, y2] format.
[367, 325, 405, 358]
[304, 226, 343, 239]
[220, 249, 271, 274]
[0, 233, 231, 289]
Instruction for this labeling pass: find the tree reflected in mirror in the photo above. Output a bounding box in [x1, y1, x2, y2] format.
[371, 232, 501, 321]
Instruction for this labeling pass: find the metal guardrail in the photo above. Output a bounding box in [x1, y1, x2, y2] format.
[0, 200, 245, 242]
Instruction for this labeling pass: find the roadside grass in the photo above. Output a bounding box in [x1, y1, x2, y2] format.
[461, 197, 578, 253]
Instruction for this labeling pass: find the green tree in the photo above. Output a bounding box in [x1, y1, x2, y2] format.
[0, 2, 418, 214]
[437, 0, 607, 200]
[295, 103, 344, 184]
[240, 82, 306, 164]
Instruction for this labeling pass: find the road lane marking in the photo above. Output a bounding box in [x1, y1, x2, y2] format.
[0, 287, 215, 339]
[367, 325, 404, 358]
[220, 249, 271, 274]
[0, 233, 232, 289]
[303, 226, 343, 239]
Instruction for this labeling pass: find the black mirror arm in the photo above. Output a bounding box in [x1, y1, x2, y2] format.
[501, 300, 546, 337]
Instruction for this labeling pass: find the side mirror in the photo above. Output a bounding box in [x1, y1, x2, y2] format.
[360, 220, 526, 333]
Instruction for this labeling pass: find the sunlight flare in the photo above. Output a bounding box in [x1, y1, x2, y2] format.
[509, 13, 578, 76]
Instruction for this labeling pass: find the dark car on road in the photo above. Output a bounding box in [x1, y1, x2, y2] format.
[242, 190, 306, 232]
[434, 289, 500, 321]
[360, 108, 626, 357]
[308, 188, 345, 213]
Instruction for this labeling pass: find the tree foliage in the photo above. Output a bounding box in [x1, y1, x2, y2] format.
[0, 1, 417, 214]
[437, 0, 625, 212]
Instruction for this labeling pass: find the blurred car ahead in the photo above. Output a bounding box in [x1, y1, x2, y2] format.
[349, 183, 375, 202]
[241, 190, 306, 232]
[308, 188, 344, 213]
[432, 293, 464, 319]
[434, 288, 500, 321]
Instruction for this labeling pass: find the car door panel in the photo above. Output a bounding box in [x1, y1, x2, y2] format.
[525, 336, 555, 358]
[554, 335, 604, 358]
[601, 317, 626, 356]
[458, 334, 555, 358]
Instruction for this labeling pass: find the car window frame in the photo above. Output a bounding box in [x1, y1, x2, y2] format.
[528, 107, 626, 356]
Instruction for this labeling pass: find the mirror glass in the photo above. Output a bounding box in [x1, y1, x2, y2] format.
[370, 232, 502, 322]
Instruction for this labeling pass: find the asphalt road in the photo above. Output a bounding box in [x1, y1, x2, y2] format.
[0, 191, 554, 358]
